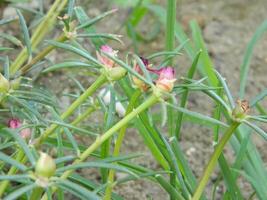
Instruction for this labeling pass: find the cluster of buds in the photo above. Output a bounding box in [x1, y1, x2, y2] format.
[232, 100, 250, 121]
[132, 57, 176, 93]
[96, 45, 176, 92]
[96, 45, 127, 81]
[8, 118, 31, 139]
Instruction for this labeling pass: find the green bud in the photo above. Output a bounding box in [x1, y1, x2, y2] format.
[108, 67, 127, 81]
[0, 73, 9, 93]
[35, 152, 56, 178]
[232, 100, 249, 121]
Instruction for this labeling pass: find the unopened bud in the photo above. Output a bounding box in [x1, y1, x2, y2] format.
[35, 152, 56, 178]
[8, 118, 31, 139]
[108, 67, 127, 81]
[232, 100, 249, 121]
[0, 73, 9, 93]
[96, 45, 118, 69]
[155, 66, 176, 92]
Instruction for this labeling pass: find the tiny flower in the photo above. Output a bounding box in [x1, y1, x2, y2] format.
[232, 99, 249, 121]
[8, 118, 21, 129]
[155, 66, 176, 92]
[0, 73, 9, 93]
[35, 152, 56, 178]
[96, 45, 126, 80]
[8, 118, 31, 139]
[132, 57, 151, 91]
[96, 45, 118, 69]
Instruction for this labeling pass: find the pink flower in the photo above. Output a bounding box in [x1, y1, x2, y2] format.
[155, 66, 176, 92]
[8, 118, 31, 139]
[96, 45, 118, 69]
[8, 118, 21, 129]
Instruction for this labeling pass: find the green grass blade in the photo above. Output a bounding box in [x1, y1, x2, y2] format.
[46, 40, 100, 65]
[243, 120, 267, 140]
[16, 9, 32, 61]
[239, 20, 267, 98]
[42, 61, 95, 73]
[190, 20, 218, 86]
[56, 162, 137, 177]
[56, 179, 100, 200]
[4, 183, 36, 200]
[166, 102, 228, 128]
[2, 128, 36, 166]
[0, 152, 28, 172]
[175, 50, 201, 138]
[76, 9, 117, 30]
[250, 89, 267, 107]
[213, 69, 235, 109]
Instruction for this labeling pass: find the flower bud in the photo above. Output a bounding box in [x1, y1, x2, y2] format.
[96, 45, 118, 69]
[108, 67, 127, 81]
[8, 118, 31, 139]
[8, 118, 21, 129]
[155, 66, 176, 92]
[232, 100, 249, 121]
[35, 152, 56, 178]
[0, 73, 9, 93]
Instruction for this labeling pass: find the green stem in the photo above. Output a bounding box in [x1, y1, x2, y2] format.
[166, 0, 177, 57]
[192, 122, 240, 200]
[36, 74, 107, 146]
[20, 34, 67, 75]
[104, 90, 141, 200]
[166, 2, 177, 199]
[30, 187, 43, 200]
[41, 94, 160, 200]
[70, 105, 98, 126]
[10, 0, 68, 75]
[166, 0, 176, 139]
[0, 150, 26, 196]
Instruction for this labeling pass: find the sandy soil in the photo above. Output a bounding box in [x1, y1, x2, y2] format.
[1, 0, 267, 199]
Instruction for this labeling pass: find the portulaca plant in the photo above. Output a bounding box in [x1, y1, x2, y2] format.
[0, 0, 267, 200]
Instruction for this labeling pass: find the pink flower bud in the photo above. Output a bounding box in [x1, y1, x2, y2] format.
[96, 45, 118, 69]
[155, 66, 176, 92]
[8, 118, 31, 139]
[8, 118, 21, 129]
[20, 128, 31, 139]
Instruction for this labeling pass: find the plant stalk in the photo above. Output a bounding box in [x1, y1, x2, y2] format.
[20, 34, 67, 75]
[10, 0, 68, 75]
[41, 94, 160, 200]
[166, 0, 177, 140]
[192, 122, 240, 200]
[35, 74, 107, 146]
[0, 150, 27, 196]
[103, 90, 141, 200]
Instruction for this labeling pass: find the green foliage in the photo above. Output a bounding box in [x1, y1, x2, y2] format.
[0, 0, 267, 200]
